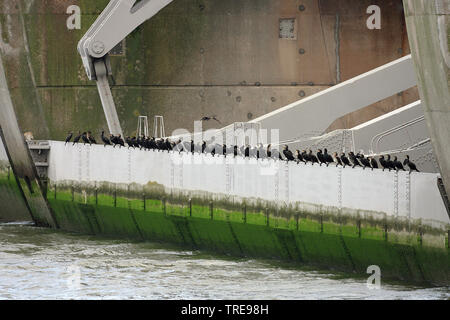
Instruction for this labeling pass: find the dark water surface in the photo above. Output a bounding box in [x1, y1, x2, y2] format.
[0, 222, 448, 300]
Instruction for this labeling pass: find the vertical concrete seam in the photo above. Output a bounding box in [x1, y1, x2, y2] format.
[181, 218, 198, 249]
[227, 220, 244, 256]
[129, 209, 144, 240]
[334, 13, 341, 84]
[339, 234, 357, 272]
[411, 246, 427, 283]
[17, 1, 49, 137]
[318, 3, 334, 84]
[394, 171, 399, 217]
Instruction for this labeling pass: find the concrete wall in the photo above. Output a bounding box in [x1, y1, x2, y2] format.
[0, 0, 418, 141]
[0, 49, 56, 226]
[0, 138, 32, 222]
[47, 141, 450, 227]
[403, 0, 450, 196]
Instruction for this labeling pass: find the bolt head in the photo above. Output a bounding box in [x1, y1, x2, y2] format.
[92, 41, 105, 54]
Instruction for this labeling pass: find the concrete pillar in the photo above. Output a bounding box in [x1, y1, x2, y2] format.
[0, 53, 58, 227]
[403, 0, 450, 195]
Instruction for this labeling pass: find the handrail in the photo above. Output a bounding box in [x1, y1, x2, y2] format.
[370, 116, 425, 153]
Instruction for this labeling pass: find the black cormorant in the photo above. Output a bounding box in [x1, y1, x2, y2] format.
[316, 149, 326, 166]
[369, 157, 379, 170]
[101, 131, 111, 147]
[81, 132, 90, 145]
[283, 145, 295, 161]
[65, 132, 73, 145]
[348, 152, 361, 168]
[72, 131, 82, 145]
[379, 155, 389, 171]
[340, 153, 350, 168]
[87, 131, 97, 144]
[323, 149, 334, 167]
[333, 152, 343, 167]
[403, 155, 420, 173]
[393, 156, 405, 172]
[309, 150, 319, 165]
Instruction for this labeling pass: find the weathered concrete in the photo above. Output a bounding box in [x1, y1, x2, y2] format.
[0, 52, 57, 227]
[403, 0, 450, 197]
[0, 0, 418, 140]
[0, 138, 31, 222]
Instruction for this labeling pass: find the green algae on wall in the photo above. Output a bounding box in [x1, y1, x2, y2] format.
[0, 167, 32, 222]
[44, 184, 450, 286]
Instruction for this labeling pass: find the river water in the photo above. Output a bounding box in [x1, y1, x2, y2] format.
[0, 222, 448, 300]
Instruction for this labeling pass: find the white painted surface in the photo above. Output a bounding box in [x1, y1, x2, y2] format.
[48, 141, 449, 226]
[250, 55, 418, 142]
[351, 100, 428, 154]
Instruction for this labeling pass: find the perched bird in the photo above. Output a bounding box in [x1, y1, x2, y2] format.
[81, 132, 90, 145]
[149, 137, 157, 150]
[110, 134, 118, 147]
[87, 131, 97, 144]
[157, 139, 166, 150]
[201, 141, 207, 153]
[317, 149, 326, 166]
[116, 135, 125, 148]
[301, 150, 310, 163]
[296, 150, 307, 164]
[323, 149, 334, 167]
[379, 155, 389, 171]
[165, 139, 173, 151]
[266, 145, 272, 158]
[348, 152, 361, 168]
[101, 131, 111, 147]
[393, 156, 405, 172]
[65, 132, 73, 145]
[369, 157, 379, 170]
[125, 136, 133, 149]
[358, 154, 371, 170]
[333, 152, 343, 167]
[340, 153, 350, 168]
[283, 145, 295, 161]
[386, 155, 395, 171]
[244, 145, 250, 158]
[72, 131, 82, 145]
[403, 155, 420, 173]
[308, 150, 319, 165]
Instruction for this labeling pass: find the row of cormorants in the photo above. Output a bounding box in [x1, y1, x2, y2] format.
[64, 131, 419, 173]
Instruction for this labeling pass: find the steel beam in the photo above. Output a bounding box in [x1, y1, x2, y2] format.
[0, 53, 57, 228]
[250, 55, 418, 143]
[94, 60, 124, 137]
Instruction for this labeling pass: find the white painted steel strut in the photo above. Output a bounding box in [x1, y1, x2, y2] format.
[78, 0, 174, 135]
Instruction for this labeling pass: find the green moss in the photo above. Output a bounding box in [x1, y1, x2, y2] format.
[43, 186, 450, 286]
[0, 171, 31, 222]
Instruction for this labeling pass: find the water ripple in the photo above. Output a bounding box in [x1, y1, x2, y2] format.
[0, 224, 448, 300]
